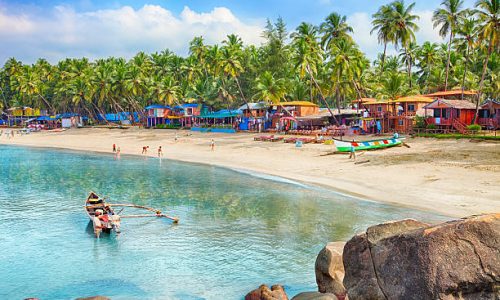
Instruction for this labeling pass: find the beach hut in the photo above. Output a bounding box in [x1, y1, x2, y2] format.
[237, 102, 269, 131]
[145, 105, 171, 127]
[270, 101, 319, 131]
[193, 109, 242, 133]
[478, 100, 500, 129]
[424, 99, 476, 133]
[388, 96, 434, 133]
[176, 103, 206, 127]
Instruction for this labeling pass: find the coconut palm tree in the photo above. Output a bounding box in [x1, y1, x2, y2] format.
[473, 0, 499, 121]
[433, 0, 466, 91]
[389, 0, 420, 88]
[456, 15, 478, 99]
[417, 42, 439, 91]
[371, 4, 396, 74]
[253, 71, 286, 104]
[319, 12, 353, 51]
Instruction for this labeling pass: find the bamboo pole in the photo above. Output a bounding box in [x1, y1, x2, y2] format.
[120, 214, 179, 223]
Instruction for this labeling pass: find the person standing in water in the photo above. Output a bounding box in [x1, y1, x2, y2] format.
[112, 144, 116, 153]
[210, 139, 215, 151]
[158, 146, 163, 157]
[142, 146, 149, 154]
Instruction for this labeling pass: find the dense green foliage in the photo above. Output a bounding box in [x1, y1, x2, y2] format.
[0, 0, 498, 123]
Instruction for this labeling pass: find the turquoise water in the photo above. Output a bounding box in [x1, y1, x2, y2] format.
[0, 145, 449, 299]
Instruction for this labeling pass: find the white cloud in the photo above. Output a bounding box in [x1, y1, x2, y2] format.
[0, 5, 265, 64]
[349, 10, 446, 61]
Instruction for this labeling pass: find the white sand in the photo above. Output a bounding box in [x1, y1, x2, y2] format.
[2, 127, 499, 217]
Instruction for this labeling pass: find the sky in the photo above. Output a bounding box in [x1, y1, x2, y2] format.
[0, 0, 478, 64]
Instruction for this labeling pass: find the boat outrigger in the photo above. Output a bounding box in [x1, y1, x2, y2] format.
[85, 192, 179, 238]
[333, 137, 403, 152]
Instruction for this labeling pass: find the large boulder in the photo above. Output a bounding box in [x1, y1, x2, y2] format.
[343, 214, 500, 300]
[315, 242, 346, 298]
[245, 284, 288, 300]
[291, 291, 339, 300]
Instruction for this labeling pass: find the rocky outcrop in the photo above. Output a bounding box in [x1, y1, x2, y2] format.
[315, 242, 346, 298]
[245, 284, 288, 300]
[75, 297, 111, 300]
[291, 291, 339, 300]
[343, 214, 500, 300]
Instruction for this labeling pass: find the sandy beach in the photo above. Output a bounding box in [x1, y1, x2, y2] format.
[1, 127, 499, 217]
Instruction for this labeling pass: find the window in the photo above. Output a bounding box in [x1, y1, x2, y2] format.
[408, 104, 415, 111]
[456, 109, 460, 118]
[377, 106, 382, 112]
[398, 119, 404, 126]
[434, 109, 441, 118]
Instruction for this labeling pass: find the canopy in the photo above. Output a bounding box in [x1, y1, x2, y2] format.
[145, 104, 170, 110]
[36, 116, 56, 121]
[238, 102, 268, 111]
[196, 109, 242, 119]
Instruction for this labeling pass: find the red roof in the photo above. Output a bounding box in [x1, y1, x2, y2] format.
[424, 90, 477, 98]
[424, 99, 476, 110]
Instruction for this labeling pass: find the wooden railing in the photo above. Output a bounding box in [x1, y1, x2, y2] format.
[426, 117, 452, 126]
[452, 118, 467, 134]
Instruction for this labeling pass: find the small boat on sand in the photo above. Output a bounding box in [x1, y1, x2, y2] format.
[333, 137, 403, 152]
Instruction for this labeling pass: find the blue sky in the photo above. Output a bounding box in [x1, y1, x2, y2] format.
[0, 0, 478, 64]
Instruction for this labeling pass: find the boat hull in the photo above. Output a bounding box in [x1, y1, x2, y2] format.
[334, 138, 402, 152]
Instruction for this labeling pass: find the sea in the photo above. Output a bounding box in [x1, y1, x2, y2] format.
[0, 145, 449, 299]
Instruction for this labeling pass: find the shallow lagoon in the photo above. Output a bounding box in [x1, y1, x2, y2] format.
[0, 145, 449, 299]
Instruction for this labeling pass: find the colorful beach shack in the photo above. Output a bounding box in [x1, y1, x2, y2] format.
[424, 99, 476, 133]
[238, 102, 269, 131]
[478, 100, 500, 129]
[271, 101, 319, 131]
[145, 104, 171, 127]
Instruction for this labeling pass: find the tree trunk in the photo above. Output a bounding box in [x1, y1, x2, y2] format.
[473, 40, 493, 123]
[380, 42, 387, 76]
[405, 47, 412, 89]
[235, 76, 254, 117]
[461, 43, 470, 100]
[306, 64, 339, 125]
[444, 32, 453, 91]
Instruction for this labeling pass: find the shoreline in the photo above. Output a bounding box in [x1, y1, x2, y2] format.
[1, 128, 499, 217]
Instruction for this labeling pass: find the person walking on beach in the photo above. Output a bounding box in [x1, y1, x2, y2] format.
[158, 146, 163, 157]
[349, 140, 356, 161]
[142, 146, 149, 154]
[112, 144, 116, 153]
[210, 139, 215, 151]
[174, 133, 178, 143]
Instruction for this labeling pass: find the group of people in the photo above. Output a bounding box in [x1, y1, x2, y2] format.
[0, 130, 15, 138]
[92, 206, 121, 238]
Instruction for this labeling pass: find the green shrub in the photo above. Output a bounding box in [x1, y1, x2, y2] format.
[155, 124, 180, 129]
[466, 124, 481, 132]
[414, 116, 426, 129]
[426, 124, 436, 129]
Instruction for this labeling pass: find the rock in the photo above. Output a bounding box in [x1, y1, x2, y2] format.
[75, 297, 110, 300]
[245, 284, 288, 300]
[291, 291, 339, 300]
[315, 242, 346, 298]
[343, 214, 500, 300]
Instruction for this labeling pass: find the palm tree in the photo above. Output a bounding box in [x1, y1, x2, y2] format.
[433, 0, 466, 91]
[473, 0, 499, 122]
[319, 12, 353, 51]
[389, 0, 420, 88]
[253, 71, 286, 104]
[371, 4, 395, 74]
[417, 42, 439, 90]
[456, 15, 478, 99]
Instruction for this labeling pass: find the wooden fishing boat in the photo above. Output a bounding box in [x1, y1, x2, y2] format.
[84, 191, 180, 237]
[333, 137, 403, 152]
[85, 192, 115, 235]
